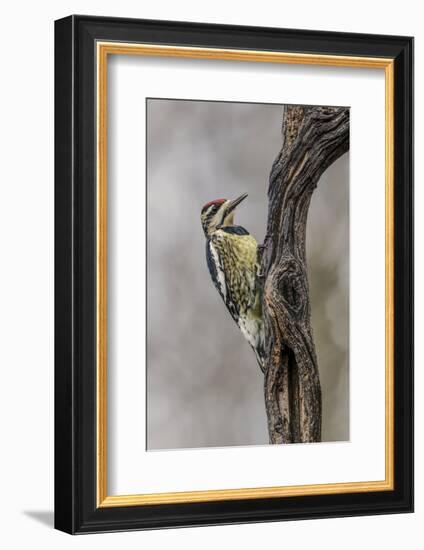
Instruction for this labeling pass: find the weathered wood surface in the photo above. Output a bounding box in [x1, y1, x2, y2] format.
[259, 105, 350, 444]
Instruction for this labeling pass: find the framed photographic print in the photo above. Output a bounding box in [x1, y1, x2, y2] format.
[54, 15, 414, 534]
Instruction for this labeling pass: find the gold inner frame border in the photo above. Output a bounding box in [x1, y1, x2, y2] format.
[96, 42, 394, 508]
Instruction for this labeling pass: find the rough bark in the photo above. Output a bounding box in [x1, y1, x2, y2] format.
[259, 105, 350, 444]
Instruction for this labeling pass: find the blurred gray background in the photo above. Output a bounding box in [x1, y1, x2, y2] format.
[146, 99, 349, 449]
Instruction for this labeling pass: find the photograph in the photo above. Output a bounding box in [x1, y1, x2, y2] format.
[52, 14, 413, 534]
[146, 98, 350, 450]
[0, 0, 418, 543]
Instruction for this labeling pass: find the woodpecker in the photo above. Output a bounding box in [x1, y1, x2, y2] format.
[201, 193, 265, 371]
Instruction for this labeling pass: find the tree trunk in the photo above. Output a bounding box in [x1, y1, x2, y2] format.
[259, 105, 350, 444]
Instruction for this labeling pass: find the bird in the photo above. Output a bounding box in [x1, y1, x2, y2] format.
[200, 193, 265, 371]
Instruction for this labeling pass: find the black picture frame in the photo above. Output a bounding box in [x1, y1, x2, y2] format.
[55, 15, 414, 534]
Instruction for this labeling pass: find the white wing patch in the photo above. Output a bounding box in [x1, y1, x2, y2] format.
[209, 241, 227, 302]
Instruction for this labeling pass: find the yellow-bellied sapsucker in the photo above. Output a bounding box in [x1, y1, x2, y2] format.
[201, 193, 265, 371]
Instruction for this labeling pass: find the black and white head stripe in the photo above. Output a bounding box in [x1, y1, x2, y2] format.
[201, 199, 226, 219]
[201, 199, 227, 234]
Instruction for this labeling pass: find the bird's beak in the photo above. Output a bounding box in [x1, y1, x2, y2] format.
[226, 193, 248, 214]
